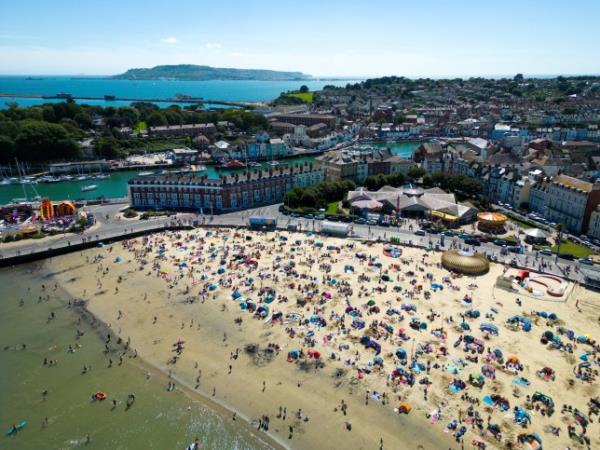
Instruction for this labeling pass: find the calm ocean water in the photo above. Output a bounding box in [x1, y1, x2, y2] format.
[0, 77, 361, 109]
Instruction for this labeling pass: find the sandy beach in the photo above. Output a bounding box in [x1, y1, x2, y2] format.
[44, 227, 600, 450]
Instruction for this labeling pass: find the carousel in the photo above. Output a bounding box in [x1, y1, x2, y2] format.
[477, 212, 507, 234]
[441, 249, 490, 275]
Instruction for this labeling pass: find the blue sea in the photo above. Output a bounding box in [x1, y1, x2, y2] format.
[0, 76, 361, 109]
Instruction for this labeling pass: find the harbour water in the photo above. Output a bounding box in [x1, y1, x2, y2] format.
[0, 77, 362, 109]
[0, 142, 419, 204]
[0, 261, 273, 450]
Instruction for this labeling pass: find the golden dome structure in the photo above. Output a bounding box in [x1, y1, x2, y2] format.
[477, 211, 507, 233]
[441, 249, 490, 275]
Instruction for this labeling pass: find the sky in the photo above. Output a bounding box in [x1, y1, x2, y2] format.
[1, 0, 600, 77]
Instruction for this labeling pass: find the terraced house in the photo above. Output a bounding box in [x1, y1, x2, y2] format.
[544, 175, 600, 233]
[128, 164, 323, 213]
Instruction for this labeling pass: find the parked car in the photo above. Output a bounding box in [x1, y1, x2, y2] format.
[315, 214, 325, 220]
[465, 238, 481, 246]
[493, 239, 507, 246]
[378, 221, 390, 227]
[578, 257, 593, 265]
[290, 212, 300, 218]
[304, 213, 314, 219]
[340, 216, 353, 223]
[459, 233, 471, 240]
[557, 253, 575, 261]
[539, 249, 553, 256]
[414, 229, 426, 236]
[354, 218, 367, 225]
[366, 220, 378, 226]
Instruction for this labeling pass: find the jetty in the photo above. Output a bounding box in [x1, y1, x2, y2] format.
[0, 93, 263, 109]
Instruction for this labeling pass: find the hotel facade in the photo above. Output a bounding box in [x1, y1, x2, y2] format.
[128, 164, 324, 213]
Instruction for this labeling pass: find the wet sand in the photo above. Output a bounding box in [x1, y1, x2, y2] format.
[0, 261, 274, 450]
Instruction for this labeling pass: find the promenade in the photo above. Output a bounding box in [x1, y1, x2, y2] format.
[0, 202, 587, 285]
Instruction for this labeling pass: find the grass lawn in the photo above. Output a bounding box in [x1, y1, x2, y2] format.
[326, 201, 339, 214]
[508, 217, 533, 229]
[549, 240, 596, 258]
[133, 121, 148, 133]
[288, 92, 314, 103]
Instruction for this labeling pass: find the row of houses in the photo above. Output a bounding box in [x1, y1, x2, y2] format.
[415, 139, 600, 236]
[128, 163, 324, 213]
[315, 147, 416, 184]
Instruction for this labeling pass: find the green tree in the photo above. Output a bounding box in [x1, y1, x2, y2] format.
[0, 135, 16, 164]
[15, 121, 80, 161]
[407, 166, 426, 180]
[147, 112, 168, 127]
[299, 85, 309, 93]
[95, 137, 122, 158]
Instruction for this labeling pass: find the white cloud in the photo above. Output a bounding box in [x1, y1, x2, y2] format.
[203, 43, 221, 50]
[161, 37, 179, 44]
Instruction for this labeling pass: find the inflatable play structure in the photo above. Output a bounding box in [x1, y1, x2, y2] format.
[39, 199, 76, 220]
[514, 270, 567, 297]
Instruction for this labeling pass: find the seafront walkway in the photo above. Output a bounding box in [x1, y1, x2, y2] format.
[0, 202, 586, 286]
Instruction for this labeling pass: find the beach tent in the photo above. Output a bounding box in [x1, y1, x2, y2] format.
[231, 290, 242, 299]
[532, 391, 554, 409]
[395, 348, 407, 360]
[114, 256, 122, 263]
[518, 433, 542, 450]
[469, 373, 485, 388]
[480, 323, 499, 336]
[208, 283, 217, 291]
[397, 402, 412, 414]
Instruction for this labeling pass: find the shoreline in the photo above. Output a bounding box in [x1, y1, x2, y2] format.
[73, 301, 286, 450]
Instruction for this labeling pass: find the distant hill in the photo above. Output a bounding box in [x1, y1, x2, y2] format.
[112, 64, 311, 81]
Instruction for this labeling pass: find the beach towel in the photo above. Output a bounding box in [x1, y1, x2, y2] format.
[513, 377, 530, 387]
[483, 395, 494, 406]
[446, 364, 460, 374]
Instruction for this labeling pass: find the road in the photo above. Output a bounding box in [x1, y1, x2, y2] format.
[0, 202, 586, 283]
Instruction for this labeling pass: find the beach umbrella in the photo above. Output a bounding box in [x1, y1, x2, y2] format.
[208, 283, 217, 291]
[114, 256, 122, 263]
[367, 299, 376, 306]
[217, 267, 225, 274]
[232, 290, 242, 299]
